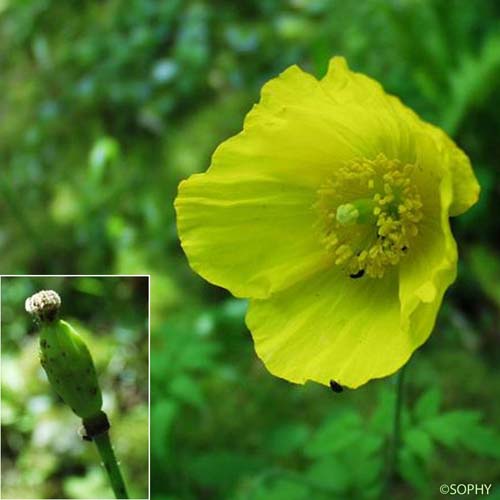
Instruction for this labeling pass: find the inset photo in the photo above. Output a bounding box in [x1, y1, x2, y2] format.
[1, 275, 149, 500]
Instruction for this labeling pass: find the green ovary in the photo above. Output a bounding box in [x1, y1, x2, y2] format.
[336, 198, 376, 226]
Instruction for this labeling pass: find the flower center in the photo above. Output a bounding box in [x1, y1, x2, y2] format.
[316, 154, 423, 278]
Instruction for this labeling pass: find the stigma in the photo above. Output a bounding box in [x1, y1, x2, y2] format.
[316, 154, 423, 278]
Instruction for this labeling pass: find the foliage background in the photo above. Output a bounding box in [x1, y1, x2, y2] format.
[0, 0, 499, 498]
[1, 276, 149, 499]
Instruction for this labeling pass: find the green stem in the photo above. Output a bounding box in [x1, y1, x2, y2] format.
[94, 431, 129, 499]
[385, 363, 407, 493]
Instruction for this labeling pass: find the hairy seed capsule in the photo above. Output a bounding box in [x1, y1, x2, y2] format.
[39, 319, 103, 419]
[26, 290, 103, 419]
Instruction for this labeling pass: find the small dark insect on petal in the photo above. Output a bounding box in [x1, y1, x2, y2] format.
[350, 269, 365, 279]
[330, 380, 343, 393]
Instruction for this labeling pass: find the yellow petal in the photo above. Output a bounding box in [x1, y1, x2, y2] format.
[321, 56, 387, 105]
[322, 57, 480, 217]
[175, 172, 329, 299]
[422, 124, 480, 216]
[175, 63, 381, 299]
[321, 57, 418, 164]
[399, 167, 457, 346]
[205, 64, 371, 189]
[246, 268, 413, 389]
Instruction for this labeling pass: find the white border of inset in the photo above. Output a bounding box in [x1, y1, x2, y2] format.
[0, 274, 150, 500]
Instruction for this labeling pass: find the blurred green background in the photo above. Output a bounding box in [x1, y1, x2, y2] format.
[0, 0, 499, 498]
[1, 276, 148, 499]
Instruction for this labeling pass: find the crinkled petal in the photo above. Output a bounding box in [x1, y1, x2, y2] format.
[422, 123, 480, 216]
[175, 172, 329, 299]
[322, 57, 480, 216]
[246, 268, 414, 389]
[321, 57, 418, 164]
[175, 63, 382, 299]
[399, 166, 457, 346]
[447, 144, 480, 216]
[208, 64, 369, 189]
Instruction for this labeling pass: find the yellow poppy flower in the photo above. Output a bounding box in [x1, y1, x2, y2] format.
[175, 57, 479, 389]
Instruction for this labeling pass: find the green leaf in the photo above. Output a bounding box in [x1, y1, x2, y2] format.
[413, 387, 442, 422]
[422, 408, 500, 458]
[267, 423, 311, 457]
[357, 434, 384, 457]
[398, 448, 428, 490]
[306, 456, 352, 493]
[404, 428, 435, 462]
[352, 456, 383, 489]
[457, 423, 500, 458]
[423, 410, 482, 447]
[304, 411, 363, 458]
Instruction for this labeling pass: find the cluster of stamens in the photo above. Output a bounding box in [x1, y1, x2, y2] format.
[316, 154, 423, 278]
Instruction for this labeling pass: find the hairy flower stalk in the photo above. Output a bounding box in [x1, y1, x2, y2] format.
[175, 57, 479, 389]
[25, 290, 129, 499]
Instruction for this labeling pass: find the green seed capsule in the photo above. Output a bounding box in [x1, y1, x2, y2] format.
[26, 290, 103, 419]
